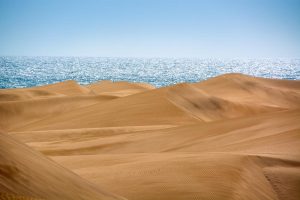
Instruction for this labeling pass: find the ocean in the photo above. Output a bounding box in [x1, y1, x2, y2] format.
[1, 56, 299, 89]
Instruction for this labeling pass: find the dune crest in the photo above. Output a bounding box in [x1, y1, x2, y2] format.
[0, 80, 91, 102]
[1, 73, 300, 200]
[86, 80, 155, 97]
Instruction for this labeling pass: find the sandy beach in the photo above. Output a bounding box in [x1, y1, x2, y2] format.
[1, 73, 300, 200]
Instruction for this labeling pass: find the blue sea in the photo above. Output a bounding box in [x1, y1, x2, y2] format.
[0, 56, 299, 89]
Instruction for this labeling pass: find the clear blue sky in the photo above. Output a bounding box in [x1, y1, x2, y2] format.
[0, 0, 299, 58]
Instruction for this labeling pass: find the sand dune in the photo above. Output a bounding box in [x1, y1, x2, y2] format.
[11, 74, 296, 132]
[17, 109, 299, 156]
[193, 74, 300, 108]
[1, 73, 300, 200]
[0, 80, 91, 102]
[11, 86, 200, 131]
[0, 132, 125, 200]
[0, 94, 118, 131]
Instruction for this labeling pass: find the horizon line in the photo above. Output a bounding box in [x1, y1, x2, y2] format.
[1, 55, 300, 60]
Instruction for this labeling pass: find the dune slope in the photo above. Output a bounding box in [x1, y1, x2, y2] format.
[0, 132, 125, 200]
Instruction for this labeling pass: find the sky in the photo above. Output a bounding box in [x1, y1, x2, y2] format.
[0, 0, 299, 58]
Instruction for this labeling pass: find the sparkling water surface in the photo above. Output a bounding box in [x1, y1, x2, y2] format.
[0, 56, 299, 89]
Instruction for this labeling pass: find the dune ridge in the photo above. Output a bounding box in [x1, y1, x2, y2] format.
[1, 73, 299, 200]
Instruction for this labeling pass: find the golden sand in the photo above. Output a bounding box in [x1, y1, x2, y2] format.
[1, 73, 299, 200]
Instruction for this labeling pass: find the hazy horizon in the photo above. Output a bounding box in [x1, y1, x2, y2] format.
[1, 0, 300, 58]
[1, 55, 300, 60]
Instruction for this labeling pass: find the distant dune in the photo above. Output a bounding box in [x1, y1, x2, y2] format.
[1, 73, 300, 200]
